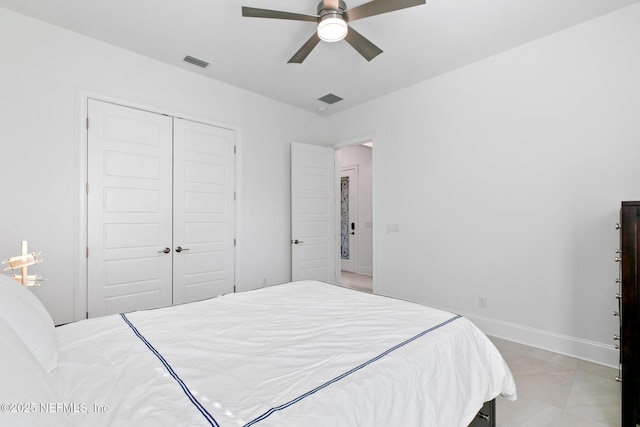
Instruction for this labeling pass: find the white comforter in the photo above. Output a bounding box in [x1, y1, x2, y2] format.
[54, 281, 516, 427]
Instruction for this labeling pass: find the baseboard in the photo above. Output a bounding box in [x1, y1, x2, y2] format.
[462, 312, 619, 369]
[356, 266, 373, 276]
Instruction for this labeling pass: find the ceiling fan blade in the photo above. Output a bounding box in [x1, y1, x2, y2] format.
[242, 6, 318, 22]
[345, 0, 425, 22]
[344, 27, 383, 62]
[288, 33, 322, 63]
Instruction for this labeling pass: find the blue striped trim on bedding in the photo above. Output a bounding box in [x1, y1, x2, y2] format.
[244, 314, 463, 426]
[120, 313, 219, 427]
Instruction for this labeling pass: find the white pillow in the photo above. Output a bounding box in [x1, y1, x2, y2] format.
[0, 316, 68, 427]
[0, 274, 57, 372]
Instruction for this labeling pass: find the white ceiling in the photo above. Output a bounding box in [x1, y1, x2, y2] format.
[1, 0, 638, 115]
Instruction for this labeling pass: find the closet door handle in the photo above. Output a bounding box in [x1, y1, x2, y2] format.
[175, 246, 190, 253]
[158, 247, 171, 254]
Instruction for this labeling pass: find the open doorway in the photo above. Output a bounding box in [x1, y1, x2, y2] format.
[336, 142, 373, 293]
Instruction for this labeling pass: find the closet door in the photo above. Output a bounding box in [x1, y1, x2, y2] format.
[173, 118, 235, 304]
[87, 99, 173, 317]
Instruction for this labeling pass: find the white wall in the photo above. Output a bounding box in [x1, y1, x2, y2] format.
[337, 145, 373, 275]
[0, 8, 327, 325]
[326, 4, 640, 366]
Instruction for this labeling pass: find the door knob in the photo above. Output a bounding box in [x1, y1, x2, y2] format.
[175, 246, 190, 253]
[158, 247, 171, 254]
[292, 239, 304, 244]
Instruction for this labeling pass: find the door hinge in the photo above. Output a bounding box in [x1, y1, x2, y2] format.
[86, 183, 89, 194]
[86, 311, 89, 319]
[234, 238, 236, 247]
[86, 247, 89, 257]
[233, 285, 236, 293]
[234, 145, 237, 154]
[234, 192, 236, 201]
[86, 118, 89, 129]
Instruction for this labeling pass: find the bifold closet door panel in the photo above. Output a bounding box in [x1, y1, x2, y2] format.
[87, 99, 174, 318]
[172, 118, 235, 305]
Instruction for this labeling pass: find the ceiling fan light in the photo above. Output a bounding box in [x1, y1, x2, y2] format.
[317, 15, 348, 42]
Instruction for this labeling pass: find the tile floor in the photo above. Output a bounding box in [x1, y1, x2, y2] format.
[491, 337, 621, 427]
[340, 271, 373, 293]
[339, 272, 622, 427]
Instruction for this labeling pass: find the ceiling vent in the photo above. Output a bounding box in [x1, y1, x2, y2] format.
[183, 55, 210, 68]
[318, 93, 343, 105]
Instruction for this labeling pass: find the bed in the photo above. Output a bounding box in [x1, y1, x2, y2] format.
[0, 275, 516, 427]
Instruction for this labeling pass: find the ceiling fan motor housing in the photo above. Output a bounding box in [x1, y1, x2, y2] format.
[317, 0, 347, 17]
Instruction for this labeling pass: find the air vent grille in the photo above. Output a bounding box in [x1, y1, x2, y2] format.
[318, 93, 343, 105]
[183, 55, 210, 68]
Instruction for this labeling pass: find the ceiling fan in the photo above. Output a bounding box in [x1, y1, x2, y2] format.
[241, 0, 426, 64]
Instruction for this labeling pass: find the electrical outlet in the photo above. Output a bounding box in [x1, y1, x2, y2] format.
[478, 297, 487, 309]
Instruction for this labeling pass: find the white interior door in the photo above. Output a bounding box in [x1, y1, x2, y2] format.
[173, 118, 235, 304]
[340, 166, 358, 273]
[87, 99, 173, 317]
[291, 142, 335, 283]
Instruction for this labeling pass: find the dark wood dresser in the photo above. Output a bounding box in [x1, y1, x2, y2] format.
[618, 201, 640, 426]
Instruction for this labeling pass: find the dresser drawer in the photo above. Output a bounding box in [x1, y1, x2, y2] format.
[469, 400, 495, 427]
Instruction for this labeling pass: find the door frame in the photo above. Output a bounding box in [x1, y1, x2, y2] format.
[332, 134, 377, 291]
[74, 87, 242, 322]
